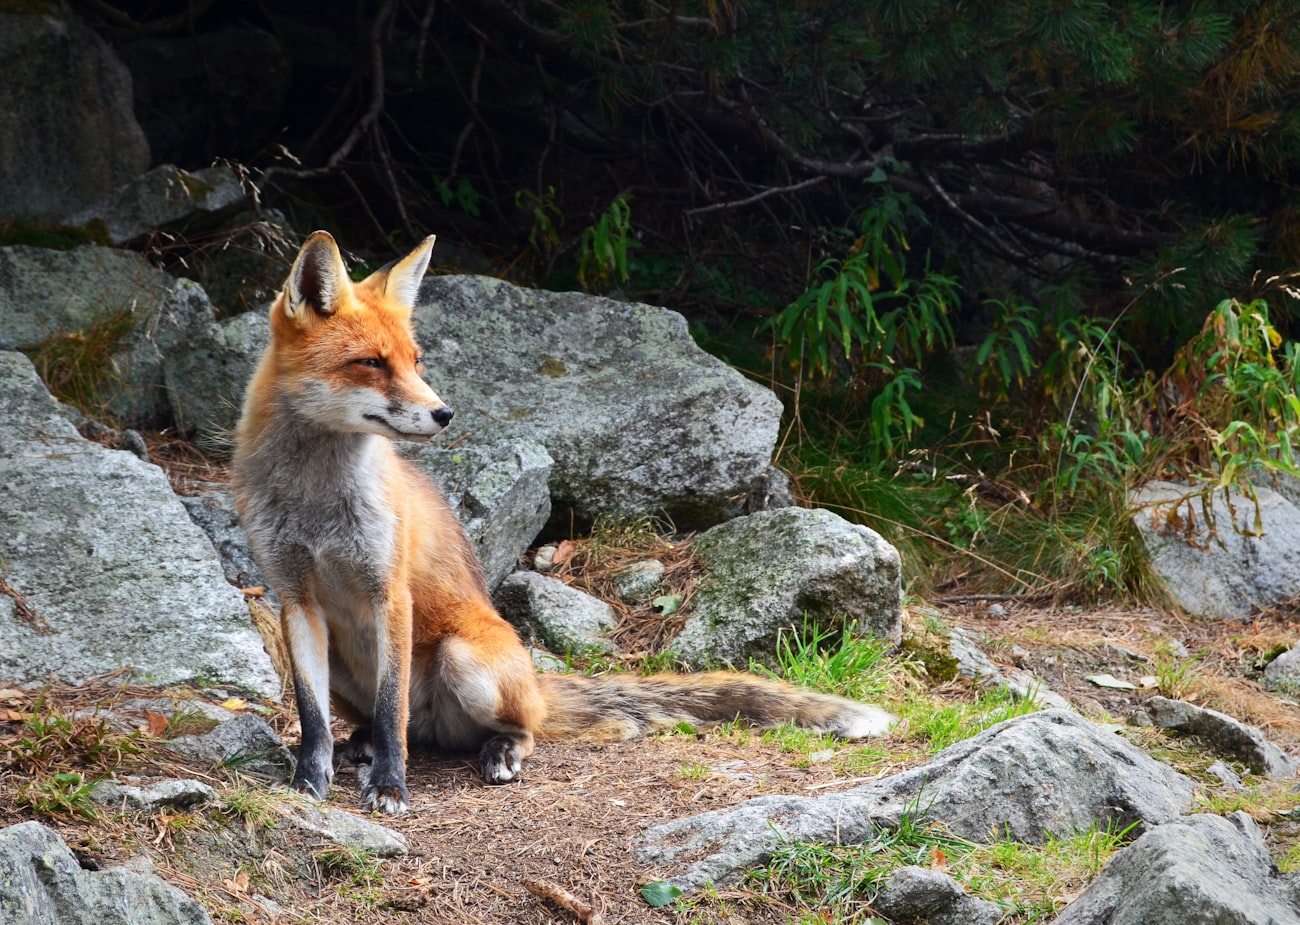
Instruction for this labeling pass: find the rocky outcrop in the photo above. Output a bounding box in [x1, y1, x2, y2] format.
[638, 710, 1193, 890]
[1132, 480, 1300, 617]
[1143, 696, 1296, 778]
[0, 821, 210, 925]
[412, 440, 554, 589]
[0, 245, 172, 352]
[156, 295, 267, 451]
[412, 274, 784, 529]
[1052, 812, 1300, 925]
[0, 3, 150, 222]
[67, 164, 248, 247]
[668, 507, 902, 668]
[0, 351, 278, 697]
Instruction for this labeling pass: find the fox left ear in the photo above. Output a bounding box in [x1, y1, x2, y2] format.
[285, 231, 351, 321]
[365, 234, 436, 308]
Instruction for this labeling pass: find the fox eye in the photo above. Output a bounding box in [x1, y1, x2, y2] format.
[414, 355, 424, 370]
[353, 357, 386, 370]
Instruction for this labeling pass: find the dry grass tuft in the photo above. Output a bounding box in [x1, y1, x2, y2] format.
[546, 517, 705, 655]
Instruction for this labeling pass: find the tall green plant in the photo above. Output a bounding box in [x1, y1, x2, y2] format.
[767, 192, 959, 455]
[577, 196, 636, 293]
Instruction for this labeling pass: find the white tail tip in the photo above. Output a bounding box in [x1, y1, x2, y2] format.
[836, 703, 897, 739]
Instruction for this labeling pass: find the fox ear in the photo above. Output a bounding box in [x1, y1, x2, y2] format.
[367, 234, 436, 307]
[284, 231, 351, 321]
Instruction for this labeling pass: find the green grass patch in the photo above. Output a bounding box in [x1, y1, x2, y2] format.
[898, 685, 1042, 754]
[18, 772, 102, 820]
[749, 813, 1135, 924]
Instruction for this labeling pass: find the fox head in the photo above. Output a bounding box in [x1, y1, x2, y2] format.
[268, 231, 452, 441]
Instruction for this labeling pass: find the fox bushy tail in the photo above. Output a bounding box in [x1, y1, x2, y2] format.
[537, 671, 894, 741]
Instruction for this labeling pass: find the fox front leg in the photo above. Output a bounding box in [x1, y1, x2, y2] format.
[282, 601, 334, 801]
[359, 599, 413, 814]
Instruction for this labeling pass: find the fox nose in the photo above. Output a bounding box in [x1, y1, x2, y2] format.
[432, 406, 454, 427]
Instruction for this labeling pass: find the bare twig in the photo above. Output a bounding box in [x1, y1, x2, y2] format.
[685, 176, 827, 217]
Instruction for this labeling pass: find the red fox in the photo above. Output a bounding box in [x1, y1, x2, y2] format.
[233, 231, 895, 814]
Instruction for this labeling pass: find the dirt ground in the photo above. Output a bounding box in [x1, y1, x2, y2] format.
[3, 601, 1299, 925]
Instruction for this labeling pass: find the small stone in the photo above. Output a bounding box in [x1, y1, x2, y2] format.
[988, 603, 1007, 617]
[1263, 645, 1300, 695]
[611, 560, 665, 603]
[274, 795, 407, 857]
[92, 779, 217, 811]
[1206, 760, 1246, 791]
[872, 866, 1002, 925]
[533, 545, 558, 571]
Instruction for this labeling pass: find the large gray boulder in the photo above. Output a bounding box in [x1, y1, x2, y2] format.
[67, 164, 248, 246]
[1132, 480, 1300, 617]
[158, 300, 268, 451]
[0, 3, 150, 222]
[0, 351, 278, 697]
[1052, 812, 1300, 925]
[638, 710, 1193, 890]
[0, 821, 210, 925]
[0, 245, 172, 352]
[411, 440, 553, 589]
[412, 275, 783, 529]
[668, 507, 902, 668]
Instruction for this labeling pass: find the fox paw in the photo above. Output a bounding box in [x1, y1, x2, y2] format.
[479, 735, 523, 784]
[343, 728, 374, 764]
[289, 772, 330, 802]
[360, 782, 410, 814]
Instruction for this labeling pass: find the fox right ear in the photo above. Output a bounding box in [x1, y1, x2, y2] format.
[284, 231, 351, 321]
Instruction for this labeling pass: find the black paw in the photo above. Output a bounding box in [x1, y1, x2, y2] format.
[360, 783, 410, 814]
[479, 735, 523, 784]
[343, 728, 374, 764]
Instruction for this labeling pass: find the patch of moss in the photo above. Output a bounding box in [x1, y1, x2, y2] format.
[0, 218, 112, 249]
[900, 620, 960, 682]
[539, 354, 567, 377]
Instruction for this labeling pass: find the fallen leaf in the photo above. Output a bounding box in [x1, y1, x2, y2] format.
[640, 881, 683, 908]
[652, 594, 682, 616]
[140, 710, 169, 737]
[222, 870, 250, 894]
[1138, 675, 1159, 689]
[1, 709, 34, 722]
[0, 688, 24, 700]
[221, 697, 248, 712]
[552, 539, 577, 566]
[930, 846, 948, 869]
[1084, 673, 1138, 690]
